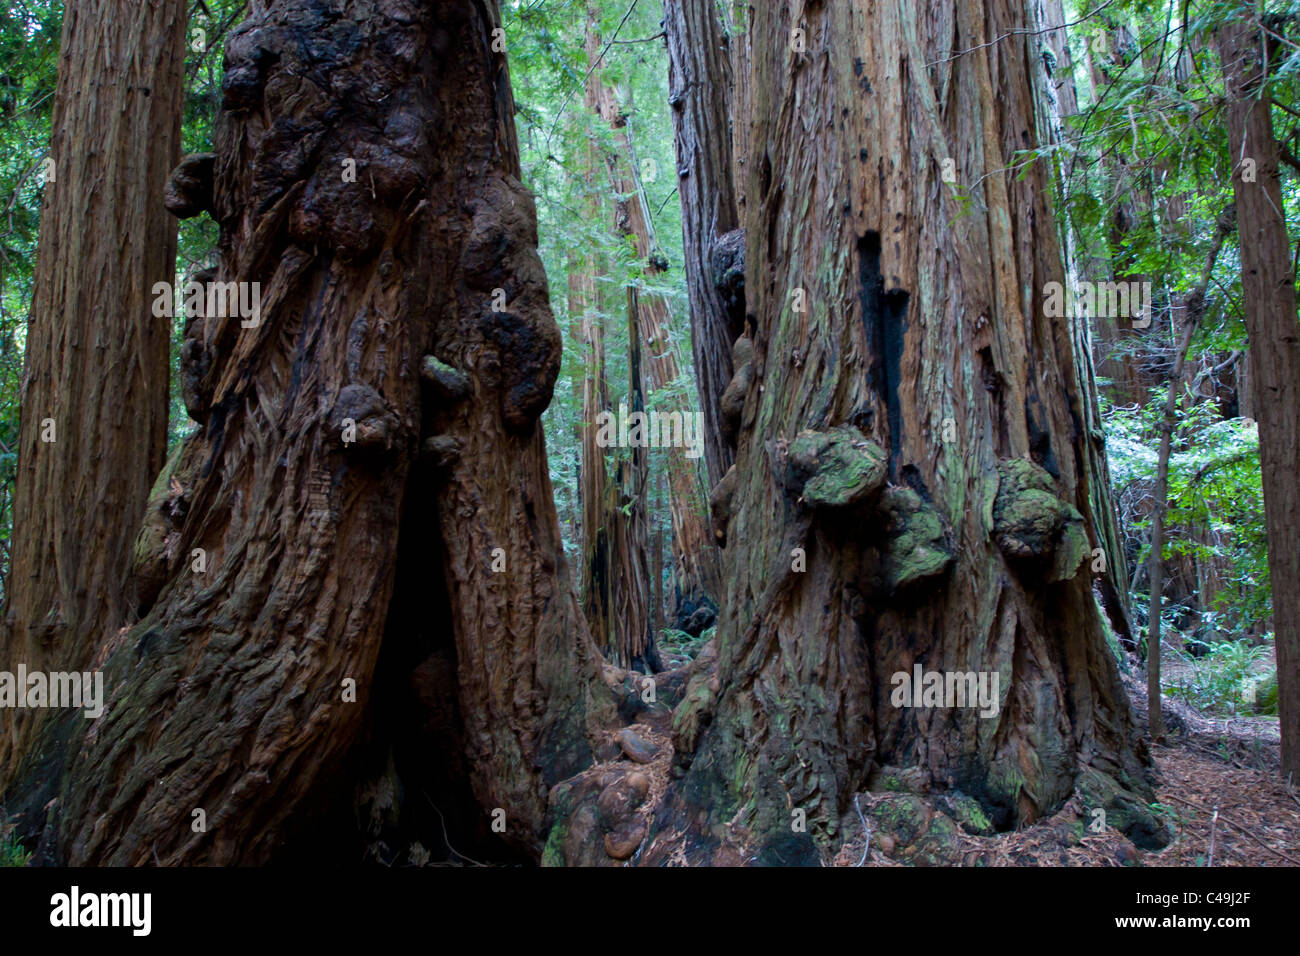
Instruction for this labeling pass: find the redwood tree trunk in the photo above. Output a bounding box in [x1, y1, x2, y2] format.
[1038, 0, 1134, 647]
[665, 0, 742, 489]
[0, 0, 187, 783]
[1145, 211, 1233, 740]
[7, 0, 614, 864]
[647, 0, 1163, 864]
[1218, 17, 1300, 779]
[588, 19, 721, 618]
[1082, 13, 1151, 409]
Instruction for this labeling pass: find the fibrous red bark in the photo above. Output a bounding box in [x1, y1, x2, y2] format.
[1, 0, 188, 787]
[644, 0, 1164, 865]
[7, 0, 615, 865]
[1218, 15, 1300, 779]
[665, 0, 742, 490]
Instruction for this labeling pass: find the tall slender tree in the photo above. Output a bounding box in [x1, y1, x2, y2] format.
[588, 15, 720, 622]
[1, 0, 188, 784]
[1217, 12, 1300, 778]
[665, 0, 742, 490]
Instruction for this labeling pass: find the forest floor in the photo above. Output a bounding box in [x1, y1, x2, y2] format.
[829, 665, 1299, 867]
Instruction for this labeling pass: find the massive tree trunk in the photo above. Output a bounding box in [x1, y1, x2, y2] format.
[6, 0, 614, 864]
[647, 0, 1163, 865]
[665, 0, 742, 489]
[1218, 17, 1300, 779]
[0, 0, 187, 783]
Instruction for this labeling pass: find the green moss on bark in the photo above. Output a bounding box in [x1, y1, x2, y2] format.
[787, 425, 886, 509]
[879, 487, 954, 591]
[992, 458, 1089, 581]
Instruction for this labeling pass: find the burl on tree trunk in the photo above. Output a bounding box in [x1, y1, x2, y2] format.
[641, 0, 1165, 865]
[5, 0, 620, 865]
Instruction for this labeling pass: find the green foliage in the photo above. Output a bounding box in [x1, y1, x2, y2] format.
[505, 0, 704, 562]
[1148, 801, 1191, 826]
[0, 817, 30, 867]
[1106, 399, 1270, 639]
[1061, 0, 1295, 656]
[1169, 636, 1277, 716]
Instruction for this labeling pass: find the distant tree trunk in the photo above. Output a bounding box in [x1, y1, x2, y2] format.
[1146, 212, 1233, 738]
[579, 284, 615, 655]
[665, 0, 741, 489]
[574, 23, 652, 668]
[646, 0, 1163, 865]
[653, 473, 665, 636]
[0, 0, 187, 784]
[621, 144, 721, 613]
[1082, 14, 1151, 408]
[617, 285, 656, 669]
[589, 19, 720, 617]
[573, 118, 617, 660]
[1218, 16, 1300, 779]
[7, 0, 614, 864]
[565, 249, 589, 572]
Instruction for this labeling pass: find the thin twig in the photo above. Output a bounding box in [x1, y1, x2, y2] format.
[1162, 792, 1300, 865]
[853, 794, 871, 867]
[423, 792, 486, 867]
[1207, 806, 1218, 866]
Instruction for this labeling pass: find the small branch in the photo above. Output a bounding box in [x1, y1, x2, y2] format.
[653, 187, 679, 220]
[1280, 144, 1300, 175]
[611, 32, 664, 45]
[1271, 96, 1300, 121]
